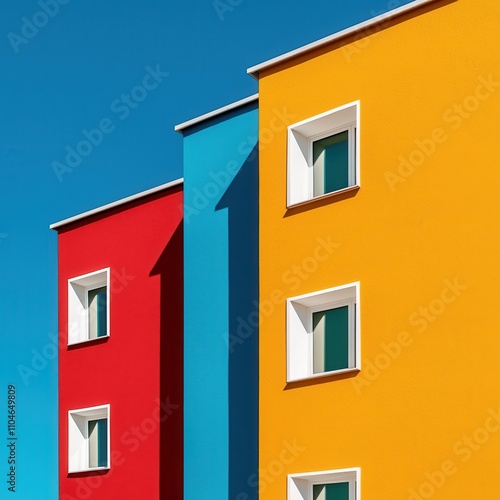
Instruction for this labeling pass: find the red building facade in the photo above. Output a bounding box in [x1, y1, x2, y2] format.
[51, 181, 183, 499]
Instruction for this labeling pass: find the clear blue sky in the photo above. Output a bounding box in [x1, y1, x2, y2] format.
[0, 0, 413, 497]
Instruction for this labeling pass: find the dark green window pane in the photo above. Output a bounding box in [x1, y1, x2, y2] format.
[313, 305, 349, 373]
[88, 418, 107, 468]
[313, 130, 349, 196]
[313, 482, 350, 500]
[88, 286, 107, 338]
[96, 288, 107, 337]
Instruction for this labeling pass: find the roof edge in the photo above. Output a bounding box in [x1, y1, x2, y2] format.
[247, 0, 438, 78]
[175, 93, 258, 133]
[50, 178, 183, 230]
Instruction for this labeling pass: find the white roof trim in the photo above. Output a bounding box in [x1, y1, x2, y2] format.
[175, 94, 258, 132]
[247, 0, 438, 78]
[50, 178, 183, 230]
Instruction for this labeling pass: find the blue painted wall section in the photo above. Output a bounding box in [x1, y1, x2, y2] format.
[181, 100, 259, 500]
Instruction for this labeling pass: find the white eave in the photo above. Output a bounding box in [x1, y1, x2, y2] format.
[175, 94, 258, 133]
[50, 178, 183, 230]
[247, 0, 438, 78]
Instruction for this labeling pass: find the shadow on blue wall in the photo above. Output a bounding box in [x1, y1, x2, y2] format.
[216, 143, 259, 500]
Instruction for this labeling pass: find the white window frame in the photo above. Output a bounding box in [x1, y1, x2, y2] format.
[287, 101, 360, 207]
[288, 468, 360, 500]
[68, 268, 110, 345]
[68, 404, 110, 473]
[286, 282, 360, 383]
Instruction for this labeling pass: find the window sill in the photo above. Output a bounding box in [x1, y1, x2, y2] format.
[287, 366, 360, 384]
[67, 334, 110, 347]
[68, 466, 110, 474]
[287, 185, 360, 210]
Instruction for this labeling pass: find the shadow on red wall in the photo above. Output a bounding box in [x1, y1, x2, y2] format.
[151, 220, 184, 499]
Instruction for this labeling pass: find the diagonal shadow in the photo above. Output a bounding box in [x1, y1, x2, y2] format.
[216, 143, 259, 500]
[150, 220, 184, 499]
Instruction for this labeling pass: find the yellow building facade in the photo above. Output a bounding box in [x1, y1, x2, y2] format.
[252, 0, 500, 498]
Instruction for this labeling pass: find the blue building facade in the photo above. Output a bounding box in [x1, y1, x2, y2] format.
[176, 95, 259, 500]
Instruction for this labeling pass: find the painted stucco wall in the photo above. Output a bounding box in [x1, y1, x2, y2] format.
[57, 186, 183, 499]
[257, 0, 500, 498]
[182, 101, 259, 500]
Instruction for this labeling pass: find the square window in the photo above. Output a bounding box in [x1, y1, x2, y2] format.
[287, 283, 360, 382]
[68, 268, 110, 345]
[68, 405, 110, 473]
[287, 101, 359, 207]
[288, 468, 359, 500]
